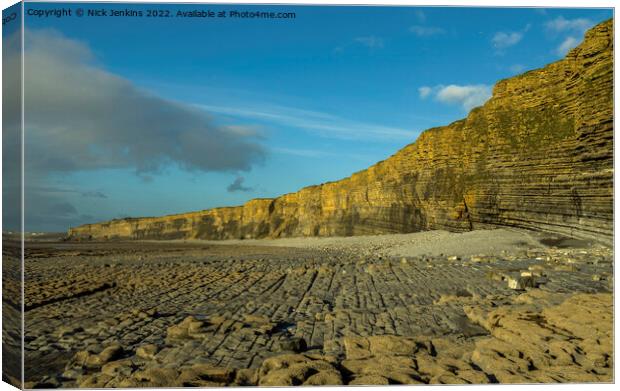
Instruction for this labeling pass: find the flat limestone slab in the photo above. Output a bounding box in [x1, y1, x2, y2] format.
[181, 228, 553, 257]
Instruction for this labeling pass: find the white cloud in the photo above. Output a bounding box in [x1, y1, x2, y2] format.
[354, 36, 384, 49]
[436, 85, 492, 110]
[509, 64, 526, 73]
[418, 86, 432, 99]
[545, 16, 593, 33]
[556, 36, 579, 56]
[420, 84, 492, 111]
[492, 31, 523, 49]
[409, 25, 445, 37]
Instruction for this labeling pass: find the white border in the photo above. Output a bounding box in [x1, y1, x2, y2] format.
[0, 1, 616, 391]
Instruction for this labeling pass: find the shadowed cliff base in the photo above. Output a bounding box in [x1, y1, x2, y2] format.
[68, 19, 613, 246]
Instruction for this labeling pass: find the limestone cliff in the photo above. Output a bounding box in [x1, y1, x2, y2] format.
[69, 20, 613, 244]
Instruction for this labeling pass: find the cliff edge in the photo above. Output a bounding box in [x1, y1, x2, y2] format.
[69, 19, 613, 244]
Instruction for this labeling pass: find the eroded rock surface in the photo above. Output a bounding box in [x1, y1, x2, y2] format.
[23, 235, 612, 387]
[2, 237, 23, 388]
[44, 290, 614, 387]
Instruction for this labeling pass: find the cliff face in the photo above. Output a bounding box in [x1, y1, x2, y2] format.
[69, 20, 613, 244]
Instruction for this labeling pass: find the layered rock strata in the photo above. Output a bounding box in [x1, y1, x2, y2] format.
[68, 20, 613, 244]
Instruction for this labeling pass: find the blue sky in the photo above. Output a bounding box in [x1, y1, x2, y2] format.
[8, 2, 613, 231]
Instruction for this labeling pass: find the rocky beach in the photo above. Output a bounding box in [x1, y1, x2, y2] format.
[12, 228, 612, 387]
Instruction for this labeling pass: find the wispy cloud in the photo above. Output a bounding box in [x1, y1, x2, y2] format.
[409, 25, 445, 37]
[26, 186, 107, 199]
[509, 64, 526, 74]
[418, 86, 432, 98]
[419, 84, 492, 111]
[272, 147, 331, 158]
[335, 35, 385, 53]
[272, 147, 368, 161]
[545, 16, 593, 33]
[26, 184, 108, 198]
[492, 31, 523, 49]
[492, 24, 530, 52]
[544, 16, 594, 57]
[196, 104, 418, 142]
[556, 36, 579, 56]
[409, 9, 444, 37]
[354, 35, 384, 49]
